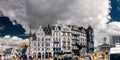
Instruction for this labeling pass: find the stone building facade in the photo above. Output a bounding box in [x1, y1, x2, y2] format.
[28, 24, 94, 59]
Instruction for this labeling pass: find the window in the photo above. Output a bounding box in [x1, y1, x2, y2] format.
[46, 43, 50, 46]
[56, 32, 58, 36]
[65, 47, 67, 50]
[63, 43, 66, 46]
[56, 38, 59, 42]
[46, 38, 50, 41]
[38, 43, 40, 46]
[55, 44, 57, 47]
[63, 47, 66, 49]
[48, 38, 50, 41]
[81, 34, 82, 36]
[68, 43, 70, 45]
[38, 38, 40, 41]
[53, 32, 55, 36]
[42, 48, 44, 50]
[34, 43, 36, 46]
[81, 38, 82, 41]
[53, 48, 56, 51]
[33, 53, 36, 58]
[38, 48, 40, 50]
[56, 38, 58, 41]
[53, 37, 55, 41]
[63, 41, 66, 43]
[68, 47, 70, 50]
[47, 48, 50, 50]
[33, 36, 36, 40]
[42, 43, 44, 46]
[64, 37, 66, 40]
[68, 38, 70, 40]
[68, 38, 70, 43]
[42, 38, 44, 41]
[59, 38, 60, 41]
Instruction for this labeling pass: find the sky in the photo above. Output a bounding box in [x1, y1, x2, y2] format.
[0, 0, 120, 46]
[110, 0, 120, 22]
[0, 16, 25, 37]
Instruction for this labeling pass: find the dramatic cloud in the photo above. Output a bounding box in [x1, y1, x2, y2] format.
[0, 0, 29, 33]
[0, 0, 110, 29]
[25, 0, 111, 31]
[0, 0, 120, 46]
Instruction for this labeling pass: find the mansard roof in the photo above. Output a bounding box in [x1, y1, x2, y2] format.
[71, 25, 79, 31]
[78, 27, 86, 33]
[68, 25, 86, 33]
[42, 26, 52, 35]
[42, 25, 61, 35]
[36, 24, 88, 35]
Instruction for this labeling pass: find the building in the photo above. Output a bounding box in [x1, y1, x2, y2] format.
[2, 48, 21, 60]
[28, 24, 94, 59]
[52, 25, 72, 56]
[86, 26, 94, 52]
[29, 25, 54, 59]
[98, 38, 111, 51]
[110, 35, 120, 47]
[68, 25, 87, 55]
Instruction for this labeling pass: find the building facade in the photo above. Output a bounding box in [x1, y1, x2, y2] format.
[28, 24, 94, 59]
[98, 38, 111, 51]
[68, 25, 87, 55]
[110, 35, 120, 47]
[86, 26, 94, 52]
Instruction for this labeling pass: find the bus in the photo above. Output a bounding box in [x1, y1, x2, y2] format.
[109, 44, 120, 60]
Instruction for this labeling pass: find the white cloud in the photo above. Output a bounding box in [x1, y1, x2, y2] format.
[107, 22, 120, 35]
[0, 35, 28, 51]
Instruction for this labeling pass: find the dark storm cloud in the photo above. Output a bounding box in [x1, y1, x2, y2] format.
[25, 0, 75, 28]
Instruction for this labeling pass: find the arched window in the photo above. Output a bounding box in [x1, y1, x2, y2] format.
[42, 38, 44, 41]
[49, 52, 52, 57]
[33, 53, 36, 58]
[38, 52, 41, 58]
